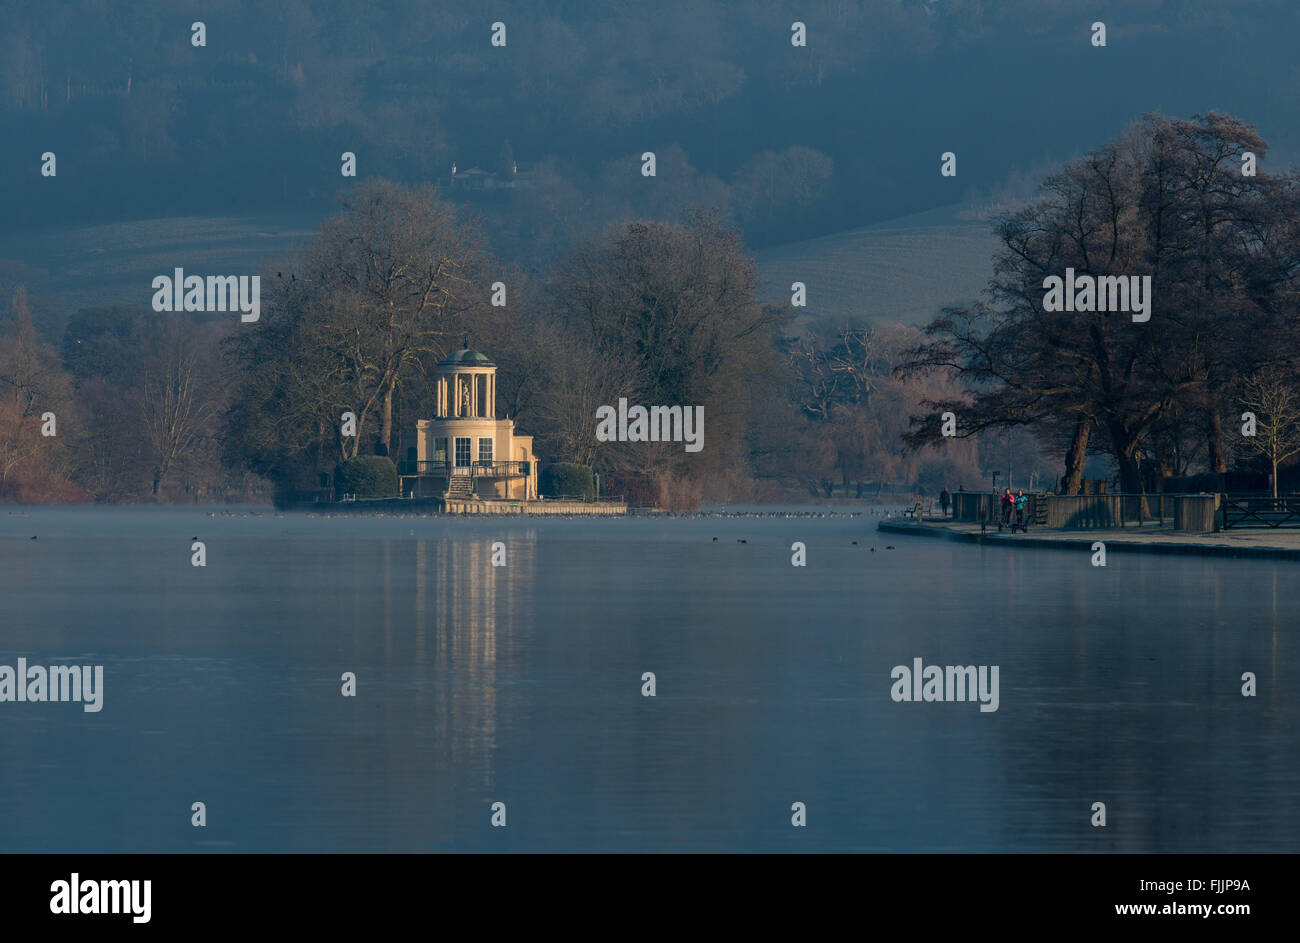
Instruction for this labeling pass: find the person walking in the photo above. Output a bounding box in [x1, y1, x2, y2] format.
[1014, 489, 1027, 530]
[1000, 488, 1014, 528]
[939, 487, 951, 518]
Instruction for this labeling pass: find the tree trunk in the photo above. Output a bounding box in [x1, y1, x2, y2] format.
[1206, 408, 1227, 476]
[340, 412, 359, 460]
[1116, 450, 1142, 492]
[379, 384, 395, 456]
[1109, 423, 1148, 519]
[1061, 416, 1090, 494]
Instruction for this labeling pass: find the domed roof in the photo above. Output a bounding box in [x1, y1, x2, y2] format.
[437, 349, 495, 367]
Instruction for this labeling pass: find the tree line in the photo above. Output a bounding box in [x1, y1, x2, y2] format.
[5, 112, 1299, 507]
[901, 113, 1300, 498]
[2, 177, 994, 507]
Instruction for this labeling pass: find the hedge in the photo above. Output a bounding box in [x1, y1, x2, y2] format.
[334, 455, 399, 498]
[539, 463, 595, 500]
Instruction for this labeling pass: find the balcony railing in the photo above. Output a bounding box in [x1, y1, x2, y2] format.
[399, 460, 530, 478]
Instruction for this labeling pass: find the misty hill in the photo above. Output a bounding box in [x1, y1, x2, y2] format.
[4, 0, 1298, 249]
[0, 203, 999, 334]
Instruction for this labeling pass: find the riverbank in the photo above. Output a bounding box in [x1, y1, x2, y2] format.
[878, 518, 1300, 560]
[303, 496, 628, 515]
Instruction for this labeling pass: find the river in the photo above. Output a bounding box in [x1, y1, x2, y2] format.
[1, 506, 1294, 851]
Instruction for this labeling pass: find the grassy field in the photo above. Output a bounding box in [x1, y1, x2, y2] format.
[754, 203, 999, 325]
[0, 213, 324, 321]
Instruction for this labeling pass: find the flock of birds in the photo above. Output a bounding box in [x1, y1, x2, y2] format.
[716, 536, 894, 549]
[9, 508, 909, 521]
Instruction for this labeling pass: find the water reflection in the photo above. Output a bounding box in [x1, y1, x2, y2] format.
[421, 532, 537, 793]
[0, 508, 1294, 852]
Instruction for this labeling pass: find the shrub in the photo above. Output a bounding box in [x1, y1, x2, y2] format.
[539, 463, 594, 500]
[334, 455, 399, 498]
[602, 475, 656, 506]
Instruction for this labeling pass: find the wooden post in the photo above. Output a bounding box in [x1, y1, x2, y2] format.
[1175, 494, 1219, 532]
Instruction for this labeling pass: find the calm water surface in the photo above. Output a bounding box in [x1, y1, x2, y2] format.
[0, 506, 1295, 852]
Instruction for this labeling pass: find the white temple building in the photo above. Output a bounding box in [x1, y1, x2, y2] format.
[398, 349, 538, 501]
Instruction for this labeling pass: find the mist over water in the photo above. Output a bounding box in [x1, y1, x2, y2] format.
[0, 507, 1293, 852]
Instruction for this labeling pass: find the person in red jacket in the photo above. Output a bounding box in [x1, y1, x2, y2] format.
[1000, 488, 1014, 527]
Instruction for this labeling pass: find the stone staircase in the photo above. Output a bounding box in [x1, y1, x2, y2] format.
[445, 474, 474, 500]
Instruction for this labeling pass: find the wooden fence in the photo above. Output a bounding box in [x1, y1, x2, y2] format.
[1221, 495, 1300, 529]
[951, 491, 1221, 531]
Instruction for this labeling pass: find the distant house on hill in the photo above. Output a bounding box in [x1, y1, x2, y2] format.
[448, 162, 534, 191]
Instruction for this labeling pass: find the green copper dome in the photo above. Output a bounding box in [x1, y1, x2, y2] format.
[437, 349, 495, 366]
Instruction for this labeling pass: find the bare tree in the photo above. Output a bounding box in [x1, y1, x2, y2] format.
[308, 181, 490, 456]
[901, 113, 1295, 498]
[787, 332, 844, 421]
[533, 328, 622, 469]
[541, 213, 774, 503]
[225, 181, 492, 495]
[1239, 366, 1300, 499]
[142, 326, 218, 496]
[0, 397, 40, 487]
[0, 286, 75, 496]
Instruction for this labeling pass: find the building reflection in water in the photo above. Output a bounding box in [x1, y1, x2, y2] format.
[414, 530, 537, 791]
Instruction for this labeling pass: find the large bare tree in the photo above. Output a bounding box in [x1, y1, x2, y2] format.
[142, 320, 220, 495]
[539, 212, 776, 505]
[900, 113, 1300, 495]
[225, 180, 492, 494]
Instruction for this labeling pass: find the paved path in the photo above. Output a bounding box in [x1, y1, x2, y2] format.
[878, 518, 1300, 560]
